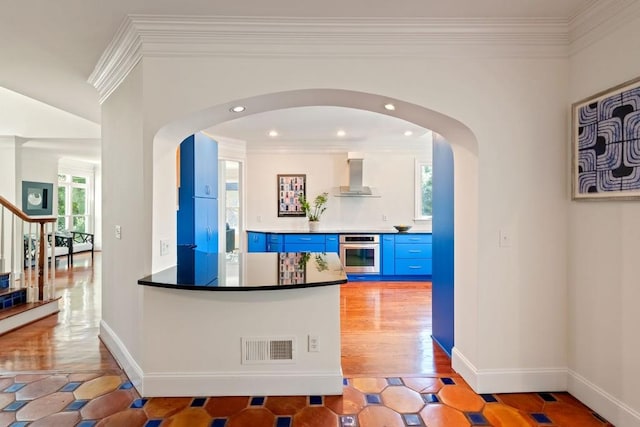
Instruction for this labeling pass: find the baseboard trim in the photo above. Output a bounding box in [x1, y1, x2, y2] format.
[99, 320, 342, 397]
[0, 300, 60, 336]
[141, 371, 344, 397]
[99, 320, 143, 393]
[568, 369, 640, 427]
[452, 347, 567, 394]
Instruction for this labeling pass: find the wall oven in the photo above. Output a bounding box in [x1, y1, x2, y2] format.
[339, 235, 380, 274]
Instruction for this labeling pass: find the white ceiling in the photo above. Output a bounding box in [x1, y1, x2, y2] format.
[0, 0, 594, 161]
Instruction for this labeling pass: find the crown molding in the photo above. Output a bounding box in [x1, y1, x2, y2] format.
[569, 0, 640, 55]
[89, 15, 571, 104]
[88, 17, 143, 104]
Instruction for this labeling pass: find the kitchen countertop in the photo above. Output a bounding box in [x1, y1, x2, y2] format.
[138, 250, 347, 291]
[246, 229, 432, 234]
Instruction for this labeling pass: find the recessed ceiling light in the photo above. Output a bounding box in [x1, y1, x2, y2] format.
[336, 130, 346, 137]
[230, 105, 246, 113]
[268, 130, 279, 137]
[384, 103, 396, 111]
[404, 130, 413, 136]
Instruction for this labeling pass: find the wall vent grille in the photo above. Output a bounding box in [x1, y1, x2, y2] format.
[241, 336, 296, 364]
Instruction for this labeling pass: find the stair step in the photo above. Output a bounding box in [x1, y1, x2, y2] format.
[0, 288, 27, 310]
[0, 272, 10, 290]
[0, 298, 60, 335]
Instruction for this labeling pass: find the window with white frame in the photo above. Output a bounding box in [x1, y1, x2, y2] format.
[57, 172, 92, 232]
[415, 160, 433, 220]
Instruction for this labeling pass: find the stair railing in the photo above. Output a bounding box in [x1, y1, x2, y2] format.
[0, 195, 57, 302]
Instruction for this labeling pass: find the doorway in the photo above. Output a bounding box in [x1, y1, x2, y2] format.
[220, 160, 241, 254]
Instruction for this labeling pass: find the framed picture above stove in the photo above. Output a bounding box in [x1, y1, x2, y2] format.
[572, 75, 640, 200]
[277, 174, 306, 217]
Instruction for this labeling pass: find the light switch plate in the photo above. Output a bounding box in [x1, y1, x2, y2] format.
[160, 239, 170, 256]
[499, 229, 511, 247]
[115, 225, 122, 240]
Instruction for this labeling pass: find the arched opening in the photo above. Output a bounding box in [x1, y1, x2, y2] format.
[153, 87, 478, 367]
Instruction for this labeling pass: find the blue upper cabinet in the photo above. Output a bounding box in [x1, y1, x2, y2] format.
[179, 133, 218, 199]
[177, 133, 219, 253]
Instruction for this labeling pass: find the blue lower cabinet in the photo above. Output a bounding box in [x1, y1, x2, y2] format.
[395, 258, 432, 275]
[266, 234, 283, 252]
[381, 235, 395, 276]
[395, 243, 432, 259]
[247, 232, 266, 252]
[284, 234, 326, 252]
[325, 234, 339, 253]
[395, 234, 432, 244]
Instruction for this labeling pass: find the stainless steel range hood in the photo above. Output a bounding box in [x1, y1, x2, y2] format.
[336, 153, 379, 197]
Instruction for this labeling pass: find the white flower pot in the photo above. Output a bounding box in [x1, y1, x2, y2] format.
[309, 221, 320, 232]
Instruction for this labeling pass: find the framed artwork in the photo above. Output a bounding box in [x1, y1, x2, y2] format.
[277, 174, 306, 217]
[572, 76, 640, 200]
[22, 181, 54, 215]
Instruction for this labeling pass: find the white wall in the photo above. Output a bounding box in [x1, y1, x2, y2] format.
[568, 16, 640, 427]
[100, 63, 147, 380]
[0, 137, 20, 273]
[245, 150, 431, 232]
[109, 50, 568, 396]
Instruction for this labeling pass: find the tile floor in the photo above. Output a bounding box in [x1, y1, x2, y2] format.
[0, 371, 613, 426]
[0, 259, 615, 426]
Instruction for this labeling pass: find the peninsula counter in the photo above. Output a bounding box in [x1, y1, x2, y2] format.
[131, 251, 346, 397]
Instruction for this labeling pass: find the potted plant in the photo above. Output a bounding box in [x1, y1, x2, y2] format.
[299, 192, 328, 231]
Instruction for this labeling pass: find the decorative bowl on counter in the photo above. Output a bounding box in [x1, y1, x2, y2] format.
[393, 225, 412, 233]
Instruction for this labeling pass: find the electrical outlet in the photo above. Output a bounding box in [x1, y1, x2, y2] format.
[160, 239, 170, 256]
[382, 214, 388, 221]
[308, 335, 320, 352]
[115, 225, 122, 240]
[257, 215, 262, 223]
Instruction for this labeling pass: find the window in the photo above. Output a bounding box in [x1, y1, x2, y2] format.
[57, 173, 92, 232]
[415, 161, 433, 219]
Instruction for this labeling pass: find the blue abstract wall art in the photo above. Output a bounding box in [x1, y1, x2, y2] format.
[572, 76, 640, 200]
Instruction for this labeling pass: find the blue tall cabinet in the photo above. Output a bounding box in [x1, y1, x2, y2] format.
[177, 133, 219, 253]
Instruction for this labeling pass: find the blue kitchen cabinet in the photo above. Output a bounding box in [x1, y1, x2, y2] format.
[179, 133, 218, 199]
[247, 232, 266, 252]
[194, 197, 218, 253]
[283, 234, 326, 252]
[381, 235, 395, 275]
[395, 234, 432, 245]
[325, 234, 339, 253]
[395, 258, 432, 275]
[394, 234, 432, 276]
[177, 246, 218, 286]
[177, 133, 219, 253]
[266, 234, 283, 252]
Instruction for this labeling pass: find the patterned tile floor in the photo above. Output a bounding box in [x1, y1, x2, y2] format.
[0, 371, 613, 426]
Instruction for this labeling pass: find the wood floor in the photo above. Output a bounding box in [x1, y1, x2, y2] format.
[341, 281, 453, 377]
[0, 254, 119, 372]
[0, 253, 450, 376]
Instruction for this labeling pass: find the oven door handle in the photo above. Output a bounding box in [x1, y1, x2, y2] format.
[340, 244, 380, 250]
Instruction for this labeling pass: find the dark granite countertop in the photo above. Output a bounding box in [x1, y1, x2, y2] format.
[138, 250, 347, 291]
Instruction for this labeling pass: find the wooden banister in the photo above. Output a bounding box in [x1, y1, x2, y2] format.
[0, 196, 56, 224]
[1, 195, 56, 300]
